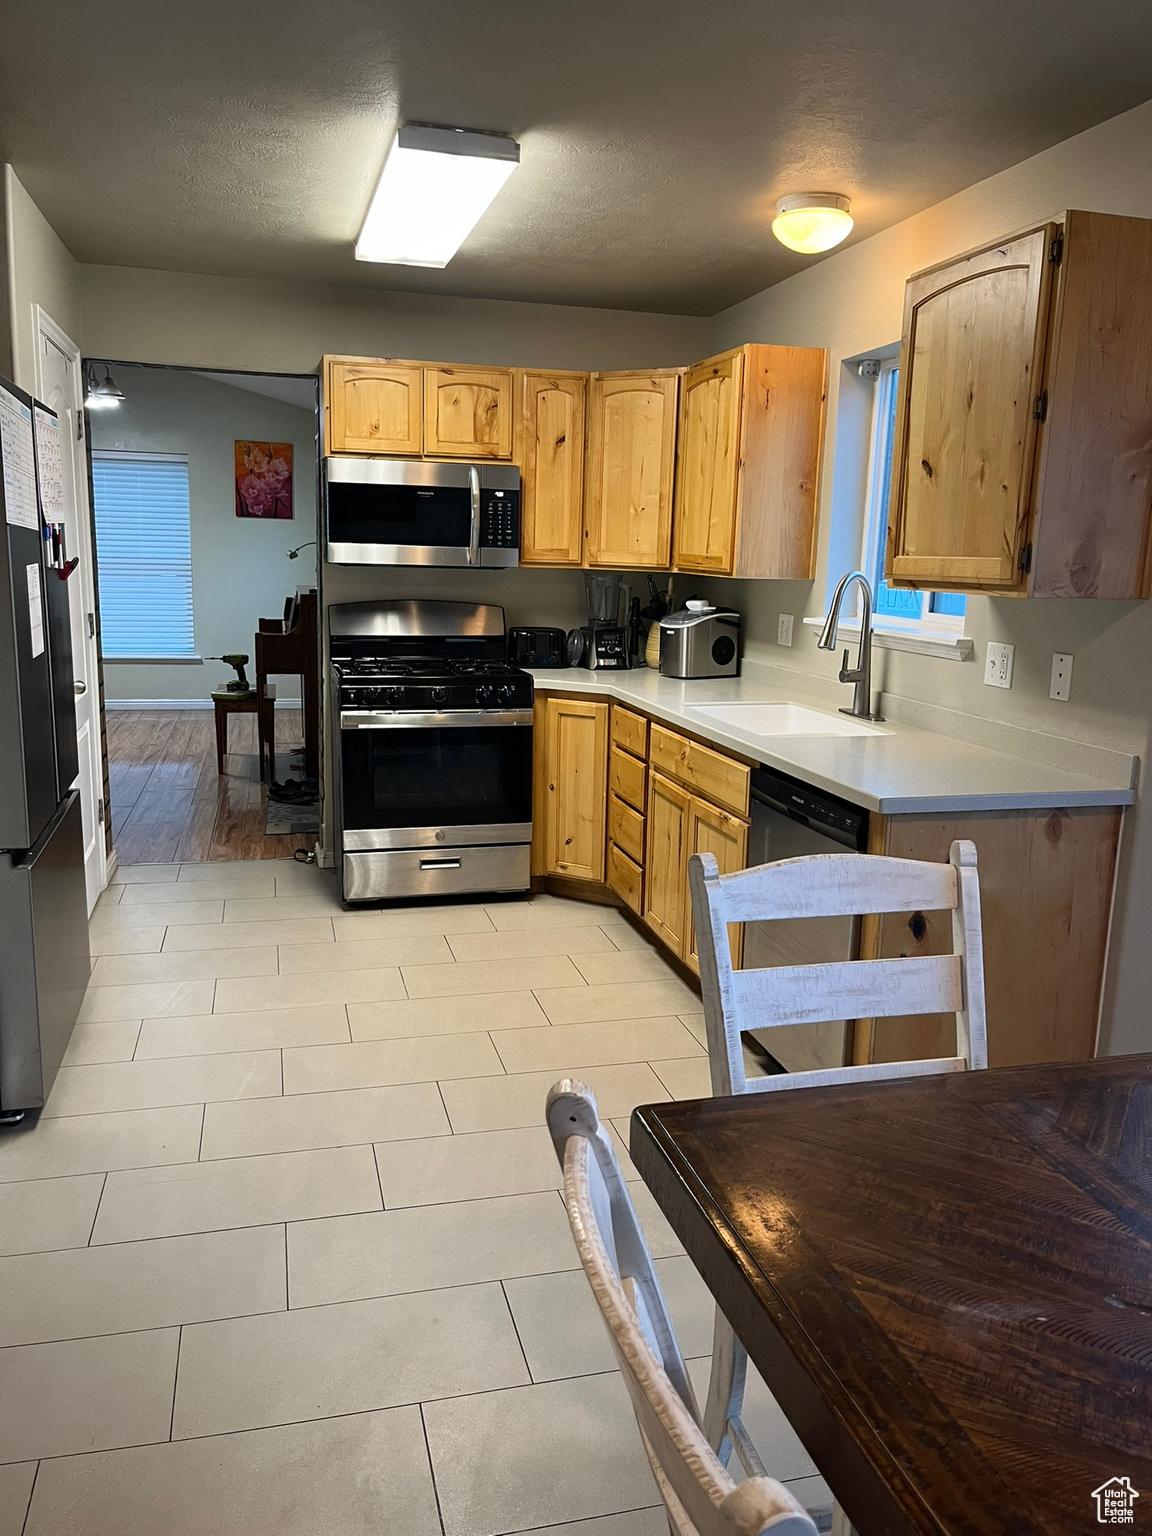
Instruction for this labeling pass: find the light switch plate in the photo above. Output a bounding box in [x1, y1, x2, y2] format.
[1050, 652, 1073, 701]
[777, 613, 794, 647]
[984, 641, 1015, 689]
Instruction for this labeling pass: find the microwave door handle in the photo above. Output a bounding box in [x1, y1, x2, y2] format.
[468, 467, 481, 566]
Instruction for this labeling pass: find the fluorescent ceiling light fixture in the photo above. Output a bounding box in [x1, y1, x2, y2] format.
[772, 194, 853, 254]
[356, 123, 520, 268]
[84, 364, 125, 410]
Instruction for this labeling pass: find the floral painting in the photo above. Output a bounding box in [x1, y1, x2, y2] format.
[235, 441, 293, 519]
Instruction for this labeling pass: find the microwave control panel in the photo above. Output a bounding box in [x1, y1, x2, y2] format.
[480, 488, 520, 549]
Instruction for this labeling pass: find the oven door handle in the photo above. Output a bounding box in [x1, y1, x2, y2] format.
[340, 709, 534, 730]
[467, 466, 481, 567]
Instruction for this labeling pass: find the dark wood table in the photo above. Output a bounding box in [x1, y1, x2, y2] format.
[631, 1056, 1152, 1536]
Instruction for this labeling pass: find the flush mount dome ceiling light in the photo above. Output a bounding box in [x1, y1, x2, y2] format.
[771, 194, 853, 254]
[356, 123, 521, 268]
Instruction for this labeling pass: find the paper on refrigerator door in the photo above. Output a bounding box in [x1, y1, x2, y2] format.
[26, 563, 45, 658]
[0, 385, 39, 530]
[33, 407, 66, 519]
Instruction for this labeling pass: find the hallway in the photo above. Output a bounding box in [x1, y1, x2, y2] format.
[106, 709, 311, 864]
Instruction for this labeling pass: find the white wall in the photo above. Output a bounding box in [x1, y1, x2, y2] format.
[78, 263, 709, 375]
[3, 166, 83, 388]
[90, 367, 318, 702]
[702, 96, 1152, 1055]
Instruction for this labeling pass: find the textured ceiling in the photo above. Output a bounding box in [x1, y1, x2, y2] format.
[3, 0, 1152, 315]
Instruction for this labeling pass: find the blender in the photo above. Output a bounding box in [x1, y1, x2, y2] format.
[565, 573, 633, 670]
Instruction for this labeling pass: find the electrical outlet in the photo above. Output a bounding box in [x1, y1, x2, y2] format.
[1050, 652, 1074, 701]
[984, 641, 1015, 689]
[777, 613, 794, 647]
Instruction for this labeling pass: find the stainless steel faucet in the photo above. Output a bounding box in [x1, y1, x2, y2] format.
[817, 570, 879, 720]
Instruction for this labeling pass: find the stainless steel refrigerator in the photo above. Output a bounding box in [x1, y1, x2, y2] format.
[0, 374, 90, 1119]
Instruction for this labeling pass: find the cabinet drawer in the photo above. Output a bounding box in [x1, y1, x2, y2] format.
[610, 705, 648, 759]
[648, 726, 750, 817]
[609, 745, 647, 813]
[607, 842, 643, 915]
[608, 794, 645, 865]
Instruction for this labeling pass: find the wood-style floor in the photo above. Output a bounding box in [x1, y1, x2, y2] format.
[107, 708, 311, 864]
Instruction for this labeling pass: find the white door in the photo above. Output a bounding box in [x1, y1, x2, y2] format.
[33, 309, 107, 911]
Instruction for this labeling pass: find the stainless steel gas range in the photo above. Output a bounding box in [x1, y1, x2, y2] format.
[330, 600, 533, 904]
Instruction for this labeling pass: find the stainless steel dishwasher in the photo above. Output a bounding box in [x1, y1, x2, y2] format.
[742, 766, 868, 1076]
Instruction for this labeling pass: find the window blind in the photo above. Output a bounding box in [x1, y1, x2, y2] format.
[91, 452, 195, 659]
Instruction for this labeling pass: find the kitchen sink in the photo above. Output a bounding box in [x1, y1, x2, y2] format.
[686, 702, 885, 738]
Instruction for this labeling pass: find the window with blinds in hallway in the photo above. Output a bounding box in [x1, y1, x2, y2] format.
[91, 451, 195, 659]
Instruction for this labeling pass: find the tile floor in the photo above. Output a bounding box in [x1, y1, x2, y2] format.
[0, 859, 831, 1536]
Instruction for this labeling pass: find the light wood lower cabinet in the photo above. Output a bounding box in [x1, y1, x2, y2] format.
[539, 696, 608, 881]
[860, 805, 1121, 1070]
[643, 771, 691, 954]
[684, 797, 748, 974]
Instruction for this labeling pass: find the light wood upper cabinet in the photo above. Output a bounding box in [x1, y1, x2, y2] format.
[325, 358, 423, 455]
[423, 366, 514, 459]
[585, 370, 681, 568]
[886, 227, 1055, 591]
[644, 770, 690, 954]
[515, 370, 587, 566]
[887, 210, 1152, 599]
[674, 344, 827, 579]
[540, 696, 608, 881]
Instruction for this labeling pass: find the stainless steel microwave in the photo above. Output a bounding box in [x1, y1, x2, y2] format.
[324, 457, 520, 568]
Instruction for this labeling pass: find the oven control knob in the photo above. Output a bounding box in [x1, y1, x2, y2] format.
[496, 684, 516, 704]
[431, 686, 450, 705]
[381, 686, 402, 707]
[475, 685, 494, 704]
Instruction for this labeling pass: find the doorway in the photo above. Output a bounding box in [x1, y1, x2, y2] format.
[84, 362, 320, 864]
[34, 310, 106, 911]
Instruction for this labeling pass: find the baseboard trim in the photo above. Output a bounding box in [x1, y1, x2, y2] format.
[105, 698, 301, 711]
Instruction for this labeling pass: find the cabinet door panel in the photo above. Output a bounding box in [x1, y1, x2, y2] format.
[610, 704, 648, 760]
[674, 350, 743, 573]
[607, 842, 643, 915]
[608, 793, 645, 865]
[424, 367, 513, 458]
[643, 771, 690, 956]
[609, 745, 647, 814]
[542, 697, 608, 881]
[886, 226, 1056, 590]
[684, 797, 747, 976]
[327, 360, 422, 455]
[517, 371, 586, 565]
[585, 372, 680, 568]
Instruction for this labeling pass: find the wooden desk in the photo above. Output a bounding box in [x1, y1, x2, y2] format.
[631, 1057, 1152, 1536]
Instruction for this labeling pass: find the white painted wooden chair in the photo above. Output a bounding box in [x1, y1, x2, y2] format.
[546, 1079, 818, 1536]
[687, 839, 988, 1532]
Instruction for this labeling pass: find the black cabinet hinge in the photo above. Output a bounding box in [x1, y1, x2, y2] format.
[1049, 232, 1064, 266]
[97, 796, 105, 825]
[1033, 391, 1048, 422]
[1018, 542, 1033, 574]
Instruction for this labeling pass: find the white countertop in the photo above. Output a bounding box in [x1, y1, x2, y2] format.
[526, 666, 1136, 814]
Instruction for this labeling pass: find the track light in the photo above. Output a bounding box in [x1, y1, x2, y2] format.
[84, 364, 125, 410]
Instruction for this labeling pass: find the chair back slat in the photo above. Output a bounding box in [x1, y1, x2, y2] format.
[547, 1082, 817, 1536]
[741, 1055, 967, 1095]
[689, 839, 988, 1097]
[709, 852, 957, 925]
[730, 952, 962, 1030]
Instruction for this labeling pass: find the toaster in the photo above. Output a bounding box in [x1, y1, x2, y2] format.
[658, 603, 741, 679]
[508, 626, 567, 668]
